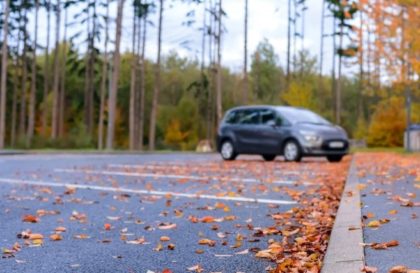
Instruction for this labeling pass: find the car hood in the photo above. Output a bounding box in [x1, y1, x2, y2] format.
[295, 123, 348, 139]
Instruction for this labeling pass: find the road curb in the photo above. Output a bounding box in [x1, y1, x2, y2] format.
[321, 157, 365, 273]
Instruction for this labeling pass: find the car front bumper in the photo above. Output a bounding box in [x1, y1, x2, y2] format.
[301, 139, 349, 156]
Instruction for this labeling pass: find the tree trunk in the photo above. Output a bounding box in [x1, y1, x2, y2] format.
[358, 7, 364, 119]
[84, 1, 96, 137]
[243, 0, 248, 104]
[134, 3, 143, 150]
[51, 0, 61, 139]
[138, 3, 147, 151]
[129, 3, 138, 150]
[19, 9, 29, 139]
[42, 0, 51, 136]
[336, 24, 343, 125]
[332, 16, 336, 121]
[149, 0, 164, 151]
[0, 0, 10, 149]
[11, 64, 18, 147]
[215, 0, 222, 126]
[27, 0, 39, 147]
[319, 0, 325, 76]
[286, 0, 291, 89]
[58, 6, 68, 138]
[98, 0, 110, 150]
[106, 0, 125, 149]
[206, 0, 214, 142]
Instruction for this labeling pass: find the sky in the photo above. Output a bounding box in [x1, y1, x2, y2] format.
[28, 0, 348, 76]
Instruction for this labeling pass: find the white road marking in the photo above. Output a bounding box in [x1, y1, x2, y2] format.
[108, 164, 324, 176]
[0, 177, 297, 205]
[54, 168, 314, 186]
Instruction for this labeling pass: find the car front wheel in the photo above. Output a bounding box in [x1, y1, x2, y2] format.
[327, 155, 343, 162]
[283, 140, 302, 162]
[220, 140, 237, 161]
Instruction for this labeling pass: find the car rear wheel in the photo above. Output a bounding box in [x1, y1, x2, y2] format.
[262, 154, 276, 161]
[283, 140, 302, 162]
[327, 155, 343, 162]
[220, 140, 237, 161]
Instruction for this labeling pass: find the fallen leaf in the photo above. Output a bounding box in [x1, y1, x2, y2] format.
[367, 220, 381, 228]
[160, 236, 170, 242]
[126, 238, 146, 245]
[198, 239, 216, 247]
[74, 234, 90, 239]
[187, 264, 203, 272]
[29, 234, 44, 240]
[168, 243, 175, 250]
[158, 223, 177, 230]
[361, 266, 378, 273]
[22, 215, 39, 223]
[389, 266, 408, 273]
[55, 226, 67, 232]
[236, 249, 249, 255]
[50, 234, 62, 241]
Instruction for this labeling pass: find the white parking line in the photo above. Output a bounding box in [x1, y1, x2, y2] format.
[0, 178, 297, 205]
[54, 168, 314, 186]
[108, 164, 305, 176]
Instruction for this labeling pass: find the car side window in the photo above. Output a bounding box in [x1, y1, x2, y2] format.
[260, 109, 276, 125]
[225, 111, 238, 124]
[238, 109, 260, 125]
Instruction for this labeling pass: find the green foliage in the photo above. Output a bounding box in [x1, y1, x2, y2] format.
[160, 96, 200, 150]
[281, 81, 317, 111]
[250, 39, 283, 103]
[354, 115, 368, 140]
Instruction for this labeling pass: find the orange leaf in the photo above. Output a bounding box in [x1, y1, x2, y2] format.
[22, 215, 39, 223]
[50, 234, 62, 241]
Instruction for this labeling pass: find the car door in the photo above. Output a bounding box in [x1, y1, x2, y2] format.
[235, 108, 262, 153]
[257, 109, 286, 153]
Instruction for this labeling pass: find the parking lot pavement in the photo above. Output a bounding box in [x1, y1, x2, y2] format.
[0, 153, 350, 273]
[356, 153, 420, 272]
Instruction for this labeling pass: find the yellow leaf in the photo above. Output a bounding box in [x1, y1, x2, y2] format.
[367, 220, 381, 228]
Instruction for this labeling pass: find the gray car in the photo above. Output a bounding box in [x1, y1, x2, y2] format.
[216, 105, 349, 162]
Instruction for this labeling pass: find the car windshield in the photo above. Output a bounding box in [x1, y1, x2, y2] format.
[277, 108, 331, 125]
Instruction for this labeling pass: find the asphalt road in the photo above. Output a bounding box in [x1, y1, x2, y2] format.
[358, 154, 420, 272]
[0, 153, 337, 273]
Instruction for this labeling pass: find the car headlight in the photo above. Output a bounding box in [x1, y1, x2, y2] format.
[299, 130, 322, 147]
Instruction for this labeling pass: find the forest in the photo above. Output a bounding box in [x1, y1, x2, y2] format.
[0, 0, 418, 150]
